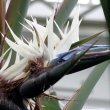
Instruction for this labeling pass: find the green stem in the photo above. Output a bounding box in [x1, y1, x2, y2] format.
[6, 0, 30, 39]
[100, 0, 110, 34]
[54, 0, 78, 37]
[0, 0, 5, 55]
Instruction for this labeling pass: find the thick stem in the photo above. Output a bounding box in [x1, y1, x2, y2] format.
[54, 0, 78, 37]
[0, 0, 5, 55]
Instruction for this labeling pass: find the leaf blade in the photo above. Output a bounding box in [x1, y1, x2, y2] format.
[70, 31, 105, 49]
[64, 60, 109, 110]
[54, 0, 78, 36]
[100, 0, 110, 34]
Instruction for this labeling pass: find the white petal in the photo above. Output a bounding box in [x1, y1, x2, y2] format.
[66, 19, 82, 43]
[24, 18, 33, 28]
[47, 14, 54, 58]
[68, 6, 80, 43]
[6, 21, 38, 56]
[6, 21, 23, 44]
[12, 72, 26, 81]
[0, 48, 10, 62]
[0, 50, 12, 72]
[64, 21, 70, 35]
[56, 19, 82, 54]
[20, 22, 33, 33]
[43, 44, 51, 62]
[5, 37, 36, 58]
[3, 58, 28, 80]
[32, 18, 47, 42]
[31, 30, 39, 48]
[54, 21, 65, 39]
[71, 5, 80, 29]
[15, 52, 21, 64]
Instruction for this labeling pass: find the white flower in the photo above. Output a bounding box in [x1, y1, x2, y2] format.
[0, 7, 81, 81]
[0, 49, 28, 81]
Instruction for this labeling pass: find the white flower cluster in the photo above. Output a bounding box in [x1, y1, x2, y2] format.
[0, 8, 81, 81]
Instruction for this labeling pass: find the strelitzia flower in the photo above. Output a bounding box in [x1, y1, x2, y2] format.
[0, 8, 83, 110]
[0, 8, 81, 81]
[0, 8, 110, 110]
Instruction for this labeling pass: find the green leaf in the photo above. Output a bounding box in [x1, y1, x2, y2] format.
[42, 98, 61, 110]
[42, 93, 61, 110]
[64, 60, 109, 110]
[54, 0, 78, 36]
[6, 0, 30, 39]
[70, 31, 104, 49]
[4, 0, 30, 64]
[100, 0, 110, 34]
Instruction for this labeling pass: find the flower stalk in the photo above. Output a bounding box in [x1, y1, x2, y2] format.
[0, 0, 5, 55]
